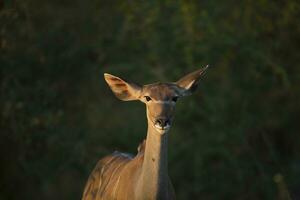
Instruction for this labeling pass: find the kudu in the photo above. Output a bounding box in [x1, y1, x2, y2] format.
[82, 66, 208, 200]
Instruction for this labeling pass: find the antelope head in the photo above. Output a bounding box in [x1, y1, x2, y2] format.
[104, 66, 208, 135]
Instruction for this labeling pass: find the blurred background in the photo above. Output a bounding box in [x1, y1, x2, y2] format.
[1, 0, 300, 199]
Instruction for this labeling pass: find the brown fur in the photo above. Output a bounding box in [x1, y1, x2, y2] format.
[82, 141, 175, 200]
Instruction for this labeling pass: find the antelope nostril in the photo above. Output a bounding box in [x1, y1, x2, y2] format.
[156, 119, 163, 126]
[165, 119, 170, 125]
[155, 119, 170, 127]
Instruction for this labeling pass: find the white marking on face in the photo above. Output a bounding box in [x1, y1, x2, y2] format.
[154, 123, 171, 130]
[153, 123, 171, 134]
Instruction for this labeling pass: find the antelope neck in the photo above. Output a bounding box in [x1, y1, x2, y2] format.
[136, 118, 169, 199]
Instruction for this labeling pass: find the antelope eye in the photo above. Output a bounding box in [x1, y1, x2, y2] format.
[144, 96, 152, 102]
[172, 96, 179, 102]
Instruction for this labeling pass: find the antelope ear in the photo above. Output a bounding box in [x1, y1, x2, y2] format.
[104, 73, 142, 101]
[176, 65, 209, 96]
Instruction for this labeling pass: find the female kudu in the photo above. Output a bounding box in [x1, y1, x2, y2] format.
[82, 66, 208, 200]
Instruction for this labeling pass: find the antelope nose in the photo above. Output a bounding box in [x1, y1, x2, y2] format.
[155, 118, 170, 128]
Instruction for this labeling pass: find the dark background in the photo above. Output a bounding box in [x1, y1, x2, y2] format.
[1, 1, 300, 199]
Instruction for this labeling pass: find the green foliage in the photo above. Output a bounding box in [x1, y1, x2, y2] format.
[1, 0, 299, 199]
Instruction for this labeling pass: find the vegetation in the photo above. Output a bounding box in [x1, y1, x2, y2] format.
[1, 0, 299, 199]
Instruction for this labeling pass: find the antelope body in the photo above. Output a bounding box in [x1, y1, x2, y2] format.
[82, 67, 208, 200]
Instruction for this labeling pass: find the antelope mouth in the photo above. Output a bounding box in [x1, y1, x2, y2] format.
[154, 123, 171, 131]
[153, 121, 171, 133]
